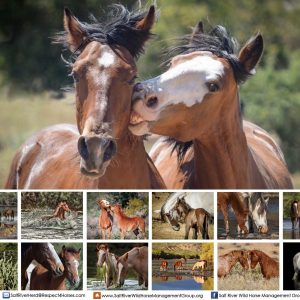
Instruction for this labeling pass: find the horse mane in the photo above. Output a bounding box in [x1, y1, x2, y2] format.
[61, 246, 80, 256]
[53, 4, 154, 60]
[177, 198, 192, 212]
[164, 24, 251, 162]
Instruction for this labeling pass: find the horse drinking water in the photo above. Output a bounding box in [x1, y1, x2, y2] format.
[129, 21, 293, 189]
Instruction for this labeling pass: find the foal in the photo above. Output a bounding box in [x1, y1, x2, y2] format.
[249, 250, 279, 279]
[97, 199, 113, 239]
[30, 245, 81, 290]
[218, 250, 249, 278]
[174, 198, 212, 239]
[110, 204, 145, 239]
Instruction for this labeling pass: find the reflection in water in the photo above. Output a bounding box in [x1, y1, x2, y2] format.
[161, 276, 168, 281]
[193, 276, 206, 284]
[175, 276, 182, 280]
[283, 219, 300, 239]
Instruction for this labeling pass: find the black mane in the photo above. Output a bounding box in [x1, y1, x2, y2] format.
[54, 4, 154, 60]
[165, 24, 251, 162]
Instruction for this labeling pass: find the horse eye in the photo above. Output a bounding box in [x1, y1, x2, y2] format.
[128, 75, 138, 85]
[206, 82, 219, 92]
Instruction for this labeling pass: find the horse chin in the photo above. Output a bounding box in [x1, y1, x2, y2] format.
[172, 225, 180, 231]
[80, 160, 110, 178]
[128, 120, 151, 136]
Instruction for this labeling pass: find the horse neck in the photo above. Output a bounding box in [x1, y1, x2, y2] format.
[106, 253, 118, 279]
[191, 99, 252, 188]
[49, 271, 66, 289]
[96, 132, 154, 188]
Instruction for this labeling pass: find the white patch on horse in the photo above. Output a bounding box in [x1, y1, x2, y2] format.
[47, 243, 61, 265]
[293, 253, 300, 280]
[98, 51, 115, 68]
[151, 142, 173, 167]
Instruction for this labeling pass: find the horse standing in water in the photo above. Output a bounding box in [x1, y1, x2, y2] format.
[290, 201, 300, 229]
[3, 208, 14, 221]
[30, 245, 81, 290]
[21, 243, 64, 290]
[97, 199, 113, 239]
[129, 21, 293, 189]
[5, 5, 165, 190]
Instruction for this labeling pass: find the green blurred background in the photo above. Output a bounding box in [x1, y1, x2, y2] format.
[0, 0, 300, 187]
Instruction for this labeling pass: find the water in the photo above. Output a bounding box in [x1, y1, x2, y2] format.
[22, 209, 83, 239]
[218, 199, 279, 239]
[0, 211, 18, 239]
[87, 278, 145, 290]
[283, 219, 300, 239]
[152, 259, 213, 290]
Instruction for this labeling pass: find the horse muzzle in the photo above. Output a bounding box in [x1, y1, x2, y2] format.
[258, 225, 268, 234]
[78, 135, 117, 177]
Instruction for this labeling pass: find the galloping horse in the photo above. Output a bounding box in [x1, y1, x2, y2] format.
[192, 260, 207, 271]
[21, 243, 64, 290]
[249, 250, 279, 279]
[116, 246, 148, 288]
[5, 5, 165, 190]
[129, 21, 293, 189]
[96, 244, 118, 289]
[172, 197, 212, 239]
[290, 201, 300, 229]
[218, 192, 249, 235]
[218, 250, 249, 278]
[41, 202, 70, 221]
[30, 245, 81, 290]
[3, 208, 14, 221]
[97, 199, 113, 239]
[110, 204, 145, 239]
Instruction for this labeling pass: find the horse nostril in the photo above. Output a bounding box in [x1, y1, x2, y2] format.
[78, 136, 89, 160]
[134, 82, 143, 93]
[146, 96, 158, 108]
[103, 139, 117, 162]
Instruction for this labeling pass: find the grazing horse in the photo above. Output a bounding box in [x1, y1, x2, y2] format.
[5, 5, 166, 190]
[242, 192, 269, 234]
[218, 250, 249, 278]
[218, 192, 249, 235]
[116, 246, 148, 288]
[41, 202, 70, 221]
[110, 204, 145, 239]
[192, 260, 207, 271]
[3, 208, 14, 221]
[21, 243, 64, 290]
[172, 197, 212, 239]
[249, 250, 279, 279]
[96, 244, 118, 289]
[291, 201, 300, 229]
[158, 192, 213, 231]
[129, 21, 293, 189]
[97, 199, 113, 239]
[173, 261, 183, 271]
[159, 261, 168, 272]
[30, 245, 81, 290]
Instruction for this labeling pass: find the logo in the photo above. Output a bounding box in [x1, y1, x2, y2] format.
[211, 291, 218, 299]
[2, 292, 10, 299]
[93, 291, 101, 299]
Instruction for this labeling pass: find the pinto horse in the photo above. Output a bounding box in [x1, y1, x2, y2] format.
[218, 192, 249, 235]
[21, 243, 64, 290]
[129, 21, 293, 189]
[5, 5, 165, 190]
[249, 250, 279, 279]
[97, 199, 113, 239]
[110, 204, 145, 239]
[3, 208, 14, 221]
[41, 202, 70, 221]
[30, 245, 81, 290]
[218, 250, 249, 278]
[116, 246, 148, 288]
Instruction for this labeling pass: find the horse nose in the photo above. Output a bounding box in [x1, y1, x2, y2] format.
[102, 138, 117, 162]
[54, 264, 64, 276]
[258, 225, 268, 234]
[133, 82, 143, 93]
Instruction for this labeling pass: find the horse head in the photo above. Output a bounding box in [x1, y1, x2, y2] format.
[97, 199, 111, 210]
[116, 252, 129, 286]
[55, 5, 155, 178]
[251, 193, 269, 234]
[96, 243, 109, 267]
[60, 245, 81, 286]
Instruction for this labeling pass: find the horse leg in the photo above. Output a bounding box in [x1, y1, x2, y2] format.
[185, 223, 190, 239]
[107, 227, 112, 239]
[138, 274, 144, 286]
[101, 229, 106, 239]
[220, 203, 230, 235]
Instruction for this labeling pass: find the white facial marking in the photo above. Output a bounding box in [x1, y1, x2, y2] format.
[134, 54, 224, 122]
[98, 51, 115, 68]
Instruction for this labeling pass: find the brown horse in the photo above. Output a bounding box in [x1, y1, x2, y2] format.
[110, 204, 145, 239]
[21, 243, 64, 290]
[30, 245, 81, 290]
[41, 202, 70, 221]
[249, 250, 279, 279]
[97, 199, 113, 239]
[218, 192, 249, 235]
[290, 201, 300, 229]
[173, 198, 212, 239]
[3, 208, 14, 221]
[218, 250, 249, 278]
[116, 246, 148, 288]
[173, 261, 183, 271]
[160, 261, 168, 272]
[129, 21, 293, 189]
[5, 5, 165, 190]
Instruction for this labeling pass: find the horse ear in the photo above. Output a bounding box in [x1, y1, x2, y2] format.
[136, 5, 156, 31]
[238, 33, 263, 74]
[191, 21, 204, 42]
[96, 243, 101, 251]
[64, 7, 86, 51]
[124, 253, 129, 262]
[264, 197, 269, 205]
